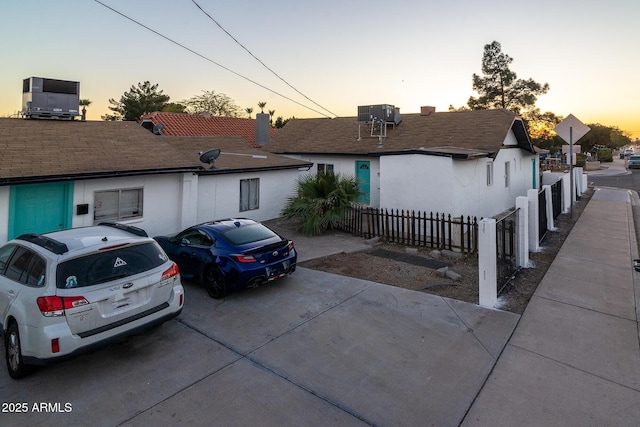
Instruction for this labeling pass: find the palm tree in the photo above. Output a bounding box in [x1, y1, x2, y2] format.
[79, 99, 92, 121]
[245, 107, 253, 118]
[268, 109, 275, 126]
[257, 101, 267, 113]
[281, 172, 362, 236]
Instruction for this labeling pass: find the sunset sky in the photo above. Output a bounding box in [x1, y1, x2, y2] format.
[1, 0, 639, 139]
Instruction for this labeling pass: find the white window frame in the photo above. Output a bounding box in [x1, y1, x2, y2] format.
[240, 178, 260, 212]
[486, 161, 494, 186]
[94, 188, 143, 224]
[317, 163, 334, 174]
[504, 161, 511, 188]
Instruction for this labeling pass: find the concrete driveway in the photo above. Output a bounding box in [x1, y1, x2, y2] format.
[0, 227, 519, 426]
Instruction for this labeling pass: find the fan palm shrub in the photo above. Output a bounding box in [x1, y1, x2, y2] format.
[282, 172, 361, 236]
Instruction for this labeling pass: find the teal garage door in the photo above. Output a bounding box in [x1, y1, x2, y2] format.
[9, 182, 73, 239]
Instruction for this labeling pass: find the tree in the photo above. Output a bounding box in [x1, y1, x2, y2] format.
[578, 124, 631, 153]
[257, 101, 267, 113]
[182, 90, 241, 117]
[104, 81, 170, 121]
[79, 99, 92, 120]
[162, 102, 187, 113]
[268, 109, 276, 126]
[467, 41, 549, 115]
[522, 109, 563, 145]
[281, 172, 361, 236]
[273, 116, 294, 128]
[244, 107, 254, 118]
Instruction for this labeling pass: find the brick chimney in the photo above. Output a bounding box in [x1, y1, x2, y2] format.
[420, 106, 436, 116]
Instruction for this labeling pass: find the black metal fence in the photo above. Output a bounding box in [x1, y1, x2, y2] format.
[538, 189, 548, 243]
[551, 180, 562, 219]
[339, 205, 479, 254]
[496, 208, 518, 295]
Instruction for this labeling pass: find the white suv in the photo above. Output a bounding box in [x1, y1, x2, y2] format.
[0, 223, 184, 379]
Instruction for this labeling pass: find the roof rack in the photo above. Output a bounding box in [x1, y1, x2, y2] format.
[17, 234, 69, 255]
[98, 222, 148, 237]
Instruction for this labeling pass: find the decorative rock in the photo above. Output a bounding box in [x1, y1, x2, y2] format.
[436, 267, 449, 277]
[405, 247, 418, 254]
[430, 250, 441, 259]
[441, 249, 464, 259]
[445, 270, 462, 281]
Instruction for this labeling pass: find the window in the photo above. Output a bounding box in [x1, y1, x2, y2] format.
[504, 161, 511, 188]
[175, 228, 213, 246]
[0, 244, 16, 274]
[486, 162, 494, 186]
[94, 188, 143, 223]
[56, 242, 167, 289]
[317, 163, 334, 174]
[240, 178, 260, 211]
[2, 246, 44, 286]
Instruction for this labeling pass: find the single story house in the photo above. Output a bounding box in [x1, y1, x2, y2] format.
[265, 107, 538, 219]
[0, 118, 311, 244]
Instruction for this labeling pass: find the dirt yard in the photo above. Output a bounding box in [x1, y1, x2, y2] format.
[300, 188, 593, 314]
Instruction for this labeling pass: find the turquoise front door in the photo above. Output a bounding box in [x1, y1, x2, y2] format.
[355, 160, 370, 204]
[9, 182, 74, 239]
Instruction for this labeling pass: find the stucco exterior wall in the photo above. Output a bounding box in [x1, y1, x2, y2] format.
[284, 154, 381, 207]
[380, 148, 537, 219]
[0, 168, 302, 245]
[196, 169, 300, 227]
[71, 174, 184, 238]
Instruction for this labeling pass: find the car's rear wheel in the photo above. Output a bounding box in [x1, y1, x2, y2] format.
[204, 266, 227, 299]
[5, 322, 29, 379]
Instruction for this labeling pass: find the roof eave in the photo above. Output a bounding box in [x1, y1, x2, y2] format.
[0, 167, 203, 186]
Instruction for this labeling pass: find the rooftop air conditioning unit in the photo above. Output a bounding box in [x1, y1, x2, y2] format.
[357, 104, 401, 125]
[22, 77, 80, 120]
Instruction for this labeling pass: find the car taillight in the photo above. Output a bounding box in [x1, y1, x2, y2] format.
[231, 254, 257, 263]
[36, 296, 89, 317]
[161, 262, 179, 280]
[287, 241, 295, 253]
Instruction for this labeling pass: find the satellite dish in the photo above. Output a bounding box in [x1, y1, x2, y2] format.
[199, 149, 221, 169]
[152, 123, 164, 135]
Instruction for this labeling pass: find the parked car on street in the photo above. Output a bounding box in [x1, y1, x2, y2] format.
[155, 219, 296, 299]
[0, 223, 184, 379]
[628, 155, 640, 169]
[624, 149, 634, 157]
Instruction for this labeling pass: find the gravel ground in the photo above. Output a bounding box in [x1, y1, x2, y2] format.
[300, 188, 593, 314]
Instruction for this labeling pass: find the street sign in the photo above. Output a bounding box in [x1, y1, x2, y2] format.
[553, 114, 590, 218]
[554, 114, 590, 144]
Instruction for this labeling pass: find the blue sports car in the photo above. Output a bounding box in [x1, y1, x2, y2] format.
[155, 219, 296, 298]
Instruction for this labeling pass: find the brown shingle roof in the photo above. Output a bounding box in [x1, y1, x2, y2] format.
[140, 112, 277, 148]
[0, 118, 310, 185]
[266, 109, 534, 157]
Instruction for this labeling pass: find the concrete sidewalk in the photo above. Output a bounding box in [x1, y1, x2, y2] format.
[463, 187, 640, 426]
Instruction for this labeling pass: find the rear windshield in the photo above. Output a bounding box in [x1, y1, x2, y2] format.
[629, 156, 640, 161]
[220, 224, 278, 246]
[56, 242, 168, 289]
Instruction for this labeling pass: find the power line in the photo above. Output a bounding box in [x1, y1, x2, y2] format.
[92, 0, 332, 118]
[190, 0, 337, 117]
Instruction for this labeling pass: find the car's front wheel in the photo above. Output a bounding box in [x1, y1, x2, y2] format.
[5, 322, 29, 379]
[204, 266, 227, 299]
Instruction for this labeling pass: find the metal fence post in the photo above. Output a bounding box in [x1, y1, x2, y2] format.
[478, 218, 497, 308]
